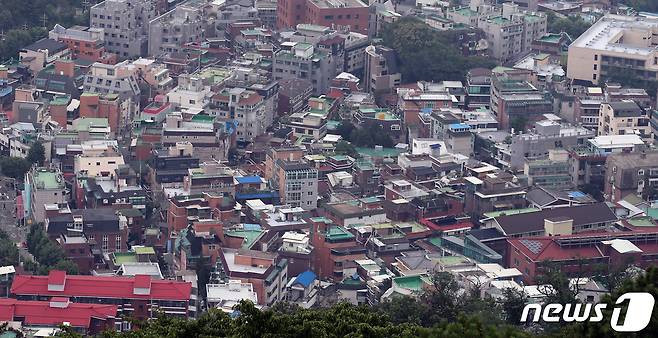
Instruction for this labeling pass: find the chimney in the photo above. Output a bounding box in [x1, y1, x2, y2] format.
[54, 59, 75, 78]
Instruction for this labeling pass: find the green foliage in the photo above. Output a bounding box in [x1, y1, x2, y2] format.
[27, 142, 46, 166]
[510, 115, 528, 132]
[334, 141, 360, 159]
[26, 222, 78, 275]
[0, 0, 89, 61]
[0, 157, 32, 181]
[349, 125, 395, 148]
[501, 288, 528, 324]
[558, 266, 658, 337]
[335, 121, 395, 148]
[623, 0, 658, 13]
[335, 121, 356, 140]
[381, 17, 497, 83]
[546, 12, 592, 39]
[0, 28, 48, 63]
[0, 229, 19, 267]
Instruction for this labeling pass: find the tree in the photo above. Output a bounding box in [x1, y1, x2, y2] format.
[422, 271, 463, 323]
[26, 223, 78, 275]
[334, 141, 360, 159]
[500, 288, 528, 324]
[0, 157, 32, 181]
[560, 266, 658, 337]
[380, 17, 496, 83]
[0, 230, 19, 267]
[335, 121, 356, 140]
[509, 116, 528, 132]
[26, 142, 45, 166]
[546, 12, 592, 39]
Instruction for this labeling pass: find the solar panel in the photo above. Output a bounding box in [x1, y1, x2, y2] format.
[519, 239, 543, 254]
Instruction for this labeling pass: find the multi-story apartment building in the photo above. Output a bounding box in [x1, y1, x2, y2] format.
[479, 4, 546, 63]
[272, 42, 339, 95]
[11, 270, 196, 329]
[277, 78, 313, 115]
[83, 61, 141, 114]
[363, 45, 401, 96]
[45, 208, 129, 253]
[464, 172, 527, 218]
[568, 14, 658, 86]
[273, 161, 319, 210]
[604, 151, 658, 202]
[286, 111, 328, 141]
[25, 168, 68, 224]
[466, 68, 492, 109]
[211, 87, 267, 142]
[598, 100, 652, 143]
[524, 150, 572, 189]
[256, 0, 278, 29]
[508, 119, 594, 170]
[310, 217, 367, 281]
[490, 75, 553, 130]
[49, 24, 114, 63]
[277, 0, 369, 34]
[167, 73, 212, 110]
[568, 134, 646, 188]
[90, 0, 156, 58]
[148, 5, 205, 56]
[343, 31, 368, 75]
[19, 38, 70, 74]
[218, 248, 288, 306]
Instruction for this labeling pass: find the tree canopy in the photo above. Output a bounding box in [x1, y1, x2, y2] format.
[0, 0, 88, 61]
[0, 229, 19, 267]
[380, 17, 496, 83]
[26, 223, 78, 275]
[0, 157, 32, 181]
[546, 12, 592, 40]
[27, 142, 46, 166]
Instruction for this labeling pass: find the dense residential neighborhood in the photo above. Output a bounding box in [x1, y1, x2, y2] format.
[0, 0, 658, 336]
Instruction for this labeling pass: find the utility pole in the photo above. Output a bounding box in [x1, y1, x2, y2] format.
[42, 13, 48, 29]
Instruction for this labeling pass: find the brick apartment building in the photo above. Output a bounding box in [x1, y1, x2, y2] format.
[310, 217, 367, 281]
[277, 0, 369, 35]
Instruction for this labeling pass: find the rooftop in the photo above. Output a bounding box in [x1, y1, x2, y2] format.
[572, 14, 658, 56]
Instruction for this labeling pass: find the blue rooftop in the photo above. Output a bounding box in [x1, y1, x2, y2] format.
[236, 176, 263, 184]
[243, 223, 262, 231]
[421, 107, 433, 114]
[293, 270, 317, 288]
[449, 123, 471, 130]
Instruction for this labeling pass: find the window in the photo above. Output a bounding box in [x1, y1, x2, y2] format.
[116, 235, 122, 251]
[593, 74, 597, 80]
[102, 235, 108, 251]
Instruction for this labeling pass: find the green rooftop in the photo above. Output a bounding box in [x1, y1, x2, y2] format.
[325, 225, 354, 241]
[32, 169, 64, 190]
[627, 217, 657, 227]
[538, 33, 562, 43]
[452, 7, 478, 17]
[310, 216, 333, 223]
[50, 95, 70, 106]
[489, 16, 510, 25]
[393, 275, 431, 291]
[197, 67, 231, 84]
[355, 147, 404, 158]
[133, 246, 156, 255]
[113, 252, 137, 265]
[225, 229, 265, 249]
[191, 114, 216, 123]
[72, 118, 109, 132]
[484, 207, 540, 219]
